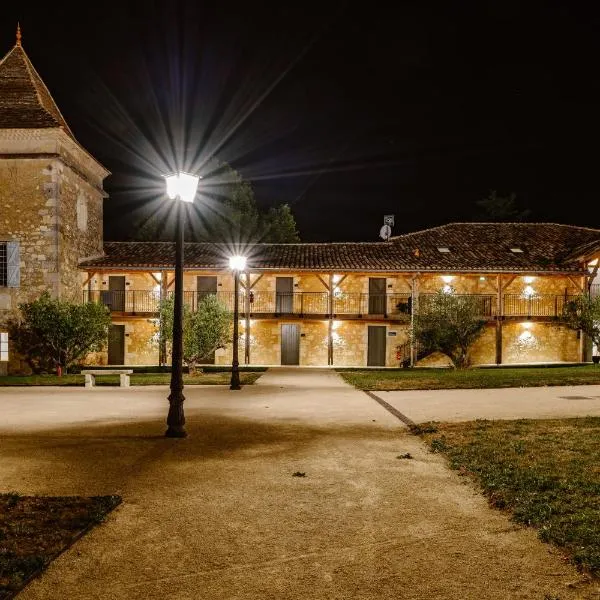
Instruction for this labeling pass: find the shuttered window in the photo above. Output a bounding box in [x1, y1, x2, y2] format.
[1, 241, 20, 288]
[0, 333, 8, 362]
[0, 243, 5, 287]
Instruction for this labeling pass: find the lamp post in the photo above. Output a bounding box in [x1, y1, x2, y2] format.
[229, 255, 247, 390]
[164, 172, 199, 438]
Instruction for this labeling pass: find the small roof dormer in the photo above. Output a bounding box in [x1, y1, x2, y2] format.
[0, 24, 76, 140]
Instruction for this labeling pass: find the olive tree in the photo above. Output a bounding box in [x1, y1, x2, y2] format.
[562, 294, 600, 357]
[9, 292, 111, 373]
[413, 290, 487, 368]
[159, 294, 231, 373]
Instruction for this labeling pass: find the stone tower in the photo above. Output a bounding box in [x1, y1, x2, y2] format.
[0, 27, 110, 373]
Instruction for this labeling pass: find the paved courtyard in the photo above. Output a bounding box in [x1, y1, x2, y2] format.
[0, 370, 598, 599]
[374, 384, 600, 424]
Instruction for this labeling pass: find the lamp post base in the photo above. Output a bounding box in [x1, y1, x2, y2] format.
[165, 390, 187, 437]
[165, 426, 188, 438]
[230, 367, 241, 390]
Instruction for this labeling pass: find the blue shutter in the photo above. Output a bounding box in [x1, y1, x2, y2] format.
[6, 241, 20, 288]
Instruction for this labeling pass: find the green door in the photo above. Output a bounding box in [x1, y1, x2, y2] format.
[367, 325, 386, 366]
[281, 324, 300, 365]
[108, 325, 125, 365]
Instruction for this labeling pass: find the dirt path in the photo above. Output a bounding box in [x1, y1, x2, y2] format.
[0, 369, 596, 599]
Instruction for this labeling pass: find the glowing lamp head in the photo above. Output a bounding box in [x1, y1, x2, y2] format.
[229, 255, 247, 271]
[441, 275, 454, 284]
[164, 172, 200, 203]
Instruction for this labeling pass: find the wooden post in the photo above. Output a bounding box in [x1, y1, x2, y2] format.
[245, 272, 251, 364]
[495, 274, 503, 365]
[410, 275, 419, 367]
[159, 271, 169, 366]
[328, 273, 334, 365]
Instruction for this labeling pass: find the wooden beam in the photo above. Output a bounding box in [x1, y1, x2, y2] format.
[501, 275, 517, 292]
[410, 274, 420, 367]
[567, 275, 585, 292]
[328, 273, 334, 365]
[249, 274, 263, 290]
[244, 272, 251, 364]
[81, 272, 96, 288]
[316, 274, 330, 291]
[335, 274, 348, 288]
[495, 274, 503, 365]
[149, 272, 161, 285]
[166, 277, 175, 290]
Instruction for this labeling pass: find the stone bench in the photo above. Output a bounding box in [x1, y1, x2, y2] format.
[81, 369, 134, 388]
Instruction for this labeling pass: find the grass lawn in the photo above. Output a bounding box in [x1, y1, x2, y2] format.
[338, 365, 600, 391]
[418, 417, 600, 577]
[0, 372, 263, 387]
[0, 494, 120, 599]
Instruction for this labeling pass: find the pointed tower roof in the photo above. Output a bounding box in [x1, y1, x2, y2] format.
[0, 28, 76, 139]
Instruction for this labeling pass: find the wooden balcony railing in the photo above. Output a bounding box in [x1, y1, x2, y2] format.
[83, 289, 588, 319]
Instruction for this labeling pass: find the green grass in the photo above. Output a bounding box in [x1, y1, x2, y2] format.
[419, 418, 600, 576]
[0, 494, 121, 598]
[0, 372, 263, 387]
[338, 365, 600, 390]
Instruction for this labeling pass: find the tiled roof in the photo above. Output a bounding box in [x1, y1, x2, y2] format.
[0, 43, 75, 138]
[79, 223, 600, 273]
[389, 223, 600, 272]
[80, 241, 406, 271]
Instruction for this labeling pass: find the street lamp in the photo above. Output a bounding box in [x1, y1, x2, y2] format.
[229, 255, 247, 390]
[164, 171, 199, 438]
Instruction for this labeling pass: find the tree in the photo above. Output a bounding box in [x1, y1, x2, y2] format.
[413, 290, 487, 368]
[562, 294, 600, 356]
[159, 294, 231, 373]
[476, 190, 531, 222]
[131, 160, 301, 243]
[263, 204, 300, 243]
[9, 292, 111, 373]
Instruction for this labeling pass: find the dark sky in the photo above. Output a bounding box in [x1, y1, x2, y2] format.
[3, 1, 600, 241]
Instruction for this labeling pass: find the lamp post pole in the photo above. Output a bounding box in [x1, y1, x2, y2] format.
[230, 268, 241, 390]
[228, 255, 246, 390]
[166, 199, 186, 437]
[164, 172, 199, 438]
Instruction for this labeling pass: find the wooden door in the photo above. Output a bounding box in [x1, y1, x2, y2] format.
[109, 276, 126, 311]
[276, 277, 294, 313]
[197, 276, 217, 301]
[281, 324, 300, 365]
[108, 325, 125, 365]
[367, 325, 386, 366]
[368, 278, 386, 314]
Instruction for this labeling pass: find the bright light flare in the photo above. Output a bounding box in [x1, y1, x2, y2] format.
[164, 172, 200, 203]
[229, 255, 247, 271]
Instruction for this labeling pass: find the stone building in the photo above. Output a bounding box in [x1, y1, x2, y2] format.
[0, 32, 109, 374]
[1, 33, 600, 373]
[77, 224, 600, 368]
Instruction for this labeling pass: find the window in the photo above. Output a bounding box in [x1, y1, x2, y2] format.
[0, 241, 19, 287]
[77, 194, 88, 231]
[437, 247, 450, 253]
[0, 333, 7, 362]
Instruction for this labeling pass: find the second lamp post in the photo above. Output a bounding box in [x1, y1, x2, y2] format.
[229, 255, 247, 390]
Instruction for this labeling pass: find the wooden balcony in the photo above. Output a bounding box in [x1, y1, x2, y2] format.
[82, 290, 586, 320]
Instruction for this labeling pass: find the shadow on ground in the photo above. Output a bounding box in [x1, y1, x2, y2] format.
[0, 413, 400, 497]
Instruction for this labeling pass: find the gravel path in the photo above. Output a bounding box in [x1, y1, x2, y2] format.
[0, 370, 596, 599]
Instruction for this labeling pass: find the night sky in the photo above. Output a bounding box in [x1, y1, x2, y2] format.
[3, 2, 600, 241]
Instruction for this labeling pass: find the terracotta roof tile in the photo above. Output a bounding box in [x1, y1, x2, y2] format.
[79, 223, 600, 273]
[0, 44, 75, 138]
